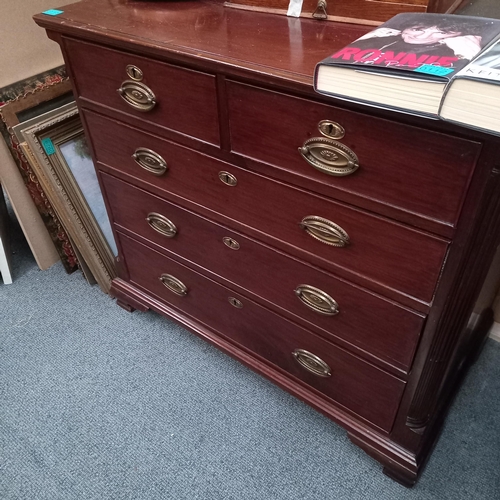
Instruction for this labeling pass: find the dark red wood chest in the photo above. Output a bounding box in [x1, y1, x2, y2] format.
[35, 0, 500, 485]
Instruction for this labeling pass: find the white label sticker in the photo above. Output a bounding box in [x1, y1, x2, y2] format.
[287, 0, 303, 18]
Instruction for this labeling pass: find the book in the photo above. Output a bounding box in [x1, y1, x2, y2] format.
[440, 38, 500, 134]
[314, 13, 500, 118]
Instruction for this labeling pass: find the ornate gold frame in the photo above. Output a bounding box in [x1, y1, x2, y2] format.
[18, 104, 116, 293]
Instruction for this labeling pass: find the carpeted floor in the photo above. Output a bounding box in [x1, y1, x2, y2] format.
[1, 187, 500, 500]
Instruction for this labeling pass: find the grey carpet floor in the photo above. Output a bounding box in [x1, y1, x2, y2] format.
[1, 196, 500, 499]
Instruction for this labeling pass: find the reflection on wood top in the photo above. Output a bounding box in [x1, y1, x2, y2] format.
[34, 0, 370, 88]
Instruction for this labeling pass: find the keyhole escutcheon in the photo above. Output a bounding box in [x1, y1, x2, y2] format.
[223, 236, 240, 250]
[126, 64, 144, 81]
[318, 120, 345, 140]
[218, 171, 238, 186]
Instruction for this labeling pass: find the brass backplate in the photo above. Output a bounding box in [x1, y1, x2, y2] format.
[299, 137, 358, 177]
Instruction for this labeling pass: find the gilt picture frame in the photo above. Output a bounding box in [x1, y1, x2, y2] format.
[18, 103, 116, 293]
[0, 76, 78, 273]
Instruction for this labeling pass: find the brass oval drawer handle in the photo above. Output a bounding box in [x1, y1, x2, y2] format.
[117, 80, 156, 112]
[295, 284, 339, 316]
[132, 147, 168, 176]
[292, 349, 331, 377]
[146, 212, 177, 238]
[158, 273, 188, 296]
[299, 216, 350, 247]
[218, 171, 238, 186]
[299, 137, 359, 177]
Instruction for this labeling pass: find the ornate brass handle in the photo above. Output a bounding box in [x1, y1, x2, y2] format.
[299, 137, 359, 177]
[117, 80, 156, 112]
[146, 213, 177, 238]
[312, 0, 328, 20]
[292, 349, 331, 377]
[158, 273, 188, 296]
[295, 284, 339, 316]
[132, 147, 168, 176]
[299, 216, 350, 247]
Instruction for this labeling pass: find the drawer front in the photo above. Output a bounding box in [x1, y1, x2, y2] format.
[64, 37, 220, 145]
[227, 81, 481, 228]
[86, 111, 448, 302]
[102, 173, 424, 372]
[118, 232, 406, 431]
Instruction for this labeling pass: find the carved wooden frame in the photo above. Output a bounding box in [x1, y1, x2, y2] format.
[17, 104, 116, 293]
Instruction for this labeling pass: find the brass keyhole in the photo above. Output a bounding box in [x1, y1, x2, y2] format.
[228, 297, 243, 308]
[218, 171, 238, 186]
[318, 120, 345, 140]
[223, 236, 240, 250]
[126, 64, 144, 81]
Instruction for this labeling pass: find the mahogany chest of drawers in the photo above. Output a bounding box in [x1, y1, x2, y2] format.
[35, 0, 500, 486]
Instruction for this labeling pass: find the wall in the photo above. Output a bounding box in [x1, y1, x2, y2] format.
[0, 0, 78, 88]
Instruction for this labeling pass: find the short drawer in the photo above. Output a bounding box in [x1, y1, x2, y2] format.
[63, 37, 219, 145]
[102, 173, 425, 372]
[118, 232, 406, 432]
[227, 81, 481, 230]
[86, 111, 448, 303]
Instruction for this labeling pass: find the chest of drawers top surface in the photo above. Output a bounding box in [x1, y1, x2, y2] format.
[35, 0, 369, 82]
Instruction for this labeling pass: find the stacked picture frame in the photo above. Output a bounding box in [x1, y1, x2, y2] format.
[0, 73, 76, 273]
[12, 102, 117, 293]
